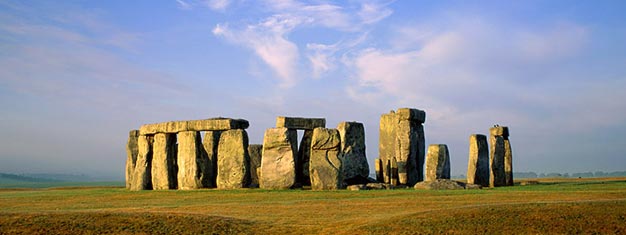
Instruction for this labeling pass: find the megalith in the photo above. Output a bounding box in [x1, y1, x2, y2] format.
[177, 131, 211, 190]
[297, 129, 314, 186]
[489, 126, 513, 187]
[425, 144, 450, 181]
[260, 128, 297, 189]
[467, 134, 489, 187]
[125, 130, 139, 189]
[202, 131, 221, 187]
[337, 122, 369, 182]
[151, 133, 178, 190]
[248, 144, 263, 187]
[309, 128, 343, 190]
[217, 129, 250, 189]
[131, 135, 153, 190]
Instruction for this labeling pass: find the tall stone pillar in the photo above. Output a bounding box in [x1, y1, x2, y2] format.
[125, 130, 139, 189]
[260, 128, 297, 189]
[151, 133, 178, 190]
[379, 112, 396, 184]
[131, 135, 153, 190]
[467, 134, 489, 187]
[504, 134, 513, 186]
[297, 129, 314, 186]
[416, 124, 426, 182]
[248, 144, 263, 187]
[337, 122, 369, 182]
[217, 129, 250, 189]
[177, 131, 211, 190]
[202, 131, 221, 187]
[425, 144, 450, 181]
[489, 127, 506, 187]
[310, 128, 343, 190]
[375, 158, 383, 182]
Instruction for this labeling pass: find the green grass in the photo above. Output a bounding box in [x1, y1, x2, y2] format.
[0, 181, 124, 189]
[0, 178, 625, 234]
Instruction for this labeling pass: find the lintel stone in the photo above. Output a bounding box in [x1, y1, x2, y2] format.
[139, 118, 249, 135]
[396, 108, 426, 123]
[276, 116, 325, 130]
[489, 126, 509, 137]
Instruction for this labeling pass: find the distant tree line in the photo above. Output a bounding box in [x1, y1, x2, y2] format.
[514, 171, 626, 178]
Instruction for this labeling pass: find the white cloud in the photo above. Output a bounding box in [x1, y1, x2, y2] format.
[175, 0, 192, 10]
[205, 0, 231, 11]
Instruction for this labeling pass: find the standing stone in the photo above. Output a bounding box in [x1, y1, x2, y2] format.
[490, 135, 506, 187]
[151, 133, 178, 190]
[467, 134, 489, 187]
[202, 131, 221, 187]
[425, 144, 450, 181]
[131, 135, 153, 190]
[504, 139, 513, 186]
[390, 157, 399, 186]
[379, 112, 396, 184]
[416, 124, 426, 182]
[296, 129, 314, 186]
[260, 128, 297, 189]
[375, 158, 383, 182]
[395, 116, 417, 185]
[248, 144, 263, 187]
[337, 122, 369, 182]
[177, 131, 211, 190]
[309, 128, 343, 190]
[125, 130, 139, 189]
[217, 129, 250, 189]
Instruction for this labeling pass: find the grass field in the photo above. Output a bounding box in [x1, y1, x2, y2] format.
[1, 178, 625, 234]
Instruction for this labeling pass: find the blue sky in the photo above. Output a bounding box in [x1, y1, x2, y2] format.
[1, 0, 625, 179]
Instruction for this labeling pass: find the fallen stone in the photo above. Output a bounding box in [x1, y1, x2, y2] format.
[520, 180, 539, 186]
[131, 135, 153, 190]
[425, 144, 451, 181]
[309, 128, 343, 190]
[467, 134, 490, 187]
[347, 184, 367, 191]
[177, 131, 211, 189]
[413, 179, 464, 190]
[275, 116, 325, 130]
[337, 122, 369, 183]
[217, 129, 250, 189]
[248, 144, 263, 187]
[260, 128, 297, 189]
[151, 133, 178, 190]
[139, 118, 249, 135]
[125, 130, 139, 189]
[366, 183, 386, 190]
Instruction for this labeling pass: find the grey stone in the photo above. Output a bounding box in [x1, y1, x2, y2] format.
[151, 133, 178, 190]
[504, 139, 514, 186]
[379, 112, 396, 184]
[396, 108, 426, 123]
[416, 124, 425, 182]
[467, 134, 489, 187]
[365, 183, 386, 190]
[309, 128, 343, 190]
[489, 126, 509, 137]
[139, 118, 249, 135]
[202, 131, 221, 188]
[489, 135, 506, 187]
[260, 128, 297, 189]
[374, 158, 383, 182]
[125, 130, 139, 189]
[131, 135, 153, 190]
[425, 144, 450, 181]
[217, 129, 250, 189]
[414, 179, 464, 190]
[337, 122, 369, 182]
[275, 116, 325, 130]
[347, 184, 367, 191]
[248, 144, 263, 187]
[296, 129, 314, 186]
[177, 131, 211, 190]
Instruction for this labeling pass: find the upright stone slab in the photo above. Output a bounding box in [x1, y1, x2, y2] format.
[217, 129, 250, 189]
[490, 135, 506, 187]
[260, 128, 297, 189]
[297, 129, 314, 186]
[177, 131, 211, 190]
[202, 131, 221, 187]
[125, 130, 139, 189]
[248, 144, 263, 187]
[425, 144, 450, 181]
[375, 158, 383, 182]
[416, 124, 426, 182]
[276, 117, 326, 129]
[151, 133, 178, 190]
[131, 135, 153, 190]
[309, 128, 343, 190]
[337, 122, 369, 182]
[504, 139, 513, 186]
[467, 134, 489, 187]
[379, 112, 396, 184]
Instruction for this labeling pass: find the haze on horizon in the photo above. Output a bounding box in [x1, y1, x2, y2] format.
[1, 0, 625, 180]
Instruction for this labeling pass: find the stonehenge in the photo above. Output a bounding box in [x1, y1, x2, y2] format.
[125, 109, 514, 191]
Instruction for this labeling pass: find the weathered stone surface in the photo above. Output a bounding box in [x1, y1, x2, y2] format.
[416, 124, 426, 182]
[490, 126, 509, 137]
[504, 139, 513, 186]
[414, 179, 464, 190]
[467, 134, 490, 187]
[374, 158, 383, 182]
[125, 130, 139, 189]
[247, 144, 263, 187]
[337, 122, 369, 182]
[425, 144, 450, 181]
[276, 116, 325, 130]
[139, 118, 249, 135]
[396, 108, 426, 123]
[390, 157, 398, 185]
[151, 133, 178, 190]
[366, 183, 386, 190]
[309, 128, 343, 190]
[202, 131, 221, 187]
[296, 129, 314, 186]
[260, 128, 297, 189]
[347, 184, 367, 191]
[379, 113, 396, 184]
[217, 129, 250, 189]
[131, 135, 153, 190]
[490, 136, 506, 187]
[177, 131, 211, 190]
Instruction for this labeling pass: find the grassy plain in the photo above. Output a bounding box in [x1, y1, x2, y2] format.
[1, 178, 625, 234]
